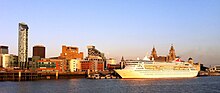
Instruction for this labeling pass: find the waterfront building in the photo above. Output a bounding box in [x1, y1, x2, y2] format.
[59, 45, 83, 60]
[168, 45, 176, 62]
[87, 46, 104, 57]
[150, 46, 168, 62]
[107, 58, 116, 65]
[30, 56, 41, 71]
[86, 45, 106, 69]
[150, 46, 157, 60]
[31, 45, 45, 70]
[33, 45, 45, 58]
[80, 60, 104, 72]
[154, 56, 168, 62]
[107, 64, 121, 70]
[86, 56, 105, 71]
[200, 64, 209, 71]
[37, 58, 68, 72]
[80, 60, 92, 72]
[68, 59, 81, 72]
[0, 46, 9, 54]
[18, 22, 29, 69]
[0, 54, 18, 68]
[209, 65, 220, 72]
[106, 58, 120, 70]
[150, 45, 176, 62]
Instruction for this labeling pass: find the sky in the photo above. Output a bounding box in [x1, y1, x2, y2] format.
[0, 0, 220, 66]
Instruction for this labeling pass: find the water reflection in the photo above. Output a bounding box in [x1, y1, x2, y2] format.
[0, 77, 220, 93]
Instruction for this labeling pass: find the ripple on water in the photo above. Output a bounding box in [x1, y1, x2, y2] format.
[0, 77, 220, 93]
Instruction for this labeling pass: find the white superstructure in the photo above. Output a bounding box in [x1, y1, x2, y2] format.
[115, 60, 199, 78]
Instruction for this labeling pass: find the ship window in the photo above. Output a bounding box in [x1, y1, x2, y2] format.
[136, 68, 143, 69]
[190, 68, 195, 70]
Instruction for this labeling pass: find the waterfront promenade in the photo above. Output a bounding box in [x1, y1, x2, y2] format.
[0, 71, 86, 81]
[0, 70, 220, 81]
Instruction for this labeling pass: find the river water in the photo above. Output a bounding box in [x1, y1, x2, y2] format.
[0, 76, 220, 93]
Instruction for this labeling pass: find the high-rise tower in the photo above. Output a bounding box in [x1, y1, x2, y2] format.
[18, 22, 29, 69]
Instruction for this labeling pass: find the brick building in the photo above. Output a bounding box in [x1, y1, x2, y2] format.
[80, 46, 106, 72]
[59, 45, 83, 60]
[37, 58, 68, 72]
[87, 46, 106, 69]
[80, 60, 104, 72]
[33, 45, 45, 58]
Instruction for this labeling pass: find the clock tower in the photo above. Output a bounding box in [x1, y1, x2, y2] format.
[168, 44, 176, 62]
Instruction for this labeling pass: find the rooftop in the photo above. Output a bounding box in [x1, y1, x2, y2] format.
[0, 46, 8, 48]
[19, 22, 27, 25]
[33, 45, 45, 47]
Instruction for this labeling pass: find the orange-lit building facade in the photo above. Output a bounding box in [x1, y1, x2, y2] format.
[80, 60, 104, 72]
[59, 45, 83, 60]
[81, 45, 106, 72]
[37, 58, 68, 72]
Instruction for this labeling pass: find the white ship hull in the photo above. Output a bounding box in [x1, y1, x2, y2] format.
[115, 69, 198, 79]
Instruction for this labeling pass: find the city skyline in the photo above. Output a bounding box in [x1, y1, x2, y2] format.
[0, 0, 220, 65]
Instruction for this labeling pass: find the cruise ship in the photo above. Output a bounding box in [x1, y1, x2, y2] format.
[115, 59, 199, 79]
